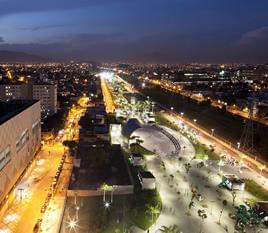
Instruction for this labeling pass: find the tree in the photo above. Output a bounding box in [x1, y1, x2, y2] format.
[63, 140, 78, 156]
[159, 225, 181, 233]
[184, 163, 192, 173]
[188, 201, 195, 210]
[219, 200, 228, 224]
[100, 183, 113, 203]
[146, 204, 160, 221]
[197, 209, 207, 233]
[232, 191, 237, 206]
[234, 205, 263, 232]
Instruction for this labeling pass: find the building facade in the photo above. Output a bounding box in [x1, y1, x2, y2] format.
[33, 83, 57, 116]
[0, 84, 30, 100]
[0, 100, 41, 210]
[0, 82, 57, 117]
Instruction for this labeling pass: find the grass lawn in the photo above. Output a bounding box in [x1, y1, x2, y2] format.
[130, 143, 154, 155]
[127, 156, 162, 230]
[195, 153, 209, 160]
[155, 112, 179, 131]
[130, 189, 162, 230]
[194, 142, 220, 160]
[155, 112, 220, 161]
[244, 179, 268, 201]
[61, 195, 133, 233]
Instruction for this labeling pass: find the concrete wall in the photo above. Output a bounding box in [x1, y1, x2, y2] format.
[67, 185, 134, 197]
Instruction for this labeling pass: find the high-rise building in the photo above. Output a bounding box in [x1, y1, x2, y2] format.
[32, 83, 57, 116]
[0, 82, 57, 117]
[0, 100, 41, 214]
[0, 83, 31, 100]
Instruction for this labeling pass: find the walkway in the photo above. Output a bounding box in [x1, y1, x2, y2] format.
[145, 128, 262, 233]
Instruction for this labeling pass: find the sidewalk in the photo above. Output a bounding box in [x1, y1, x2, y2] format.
[163, 112, 268, 191]
[0, 143, 64, 233]
[40, 157, 73, 233]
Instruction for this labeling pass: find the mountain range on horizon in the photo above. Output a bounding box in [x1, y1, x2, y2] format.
[0, 50, 49, 63]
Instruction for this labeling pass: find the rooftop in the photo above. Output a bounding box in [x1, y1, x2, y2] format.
[139, 171, 155, 179]
[224, 174, 244, 183]
[0, 100, 38, 125]
[69, 142, 132, 190]
[122, 118, 141, 138]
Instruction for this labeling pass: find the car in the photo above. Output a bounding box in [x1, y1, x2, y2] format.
[40, 205, 46, 213]
[33, 219, 42, 233]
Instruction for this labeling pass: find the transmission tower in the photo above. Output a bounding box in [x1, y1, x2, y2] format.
[239, 95, 257, 152]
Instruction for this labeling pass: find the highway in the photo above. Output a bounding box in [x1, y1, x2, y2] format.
[100, 76, 116, 113]
[139, 76, 268, 126]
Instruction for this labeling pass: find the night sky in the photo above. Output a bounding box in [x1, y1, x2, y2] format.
[0, 0, 268, 63]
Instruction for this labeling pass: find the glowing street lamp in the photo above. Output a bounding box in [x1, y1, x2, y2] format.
[193, 119, 197, 124]
[211, 128, 215, 136]
[180, 112, 184, 117]
[67, 219, 78, 230]
[237, 142, 241, 150]
[170, 106, 174, 111]
[104, 201, 110, 209]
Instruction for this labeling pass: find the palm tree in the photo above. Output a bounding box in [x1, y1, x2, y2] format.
[159, 225, 181, 233]
[231, 191, 237, 206]
[188, 201, 195, 209]
[197, 209, 207, 233]
[234, 205, 263, 232]
[219, 200, 228, 224]
[184, 163, 192, 173]
[100, 183, 113, 203]
[146, 204, 160, 221]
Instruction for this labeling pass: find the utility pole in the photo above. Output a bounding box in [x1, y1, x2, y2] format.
[18, 188, 24, 202]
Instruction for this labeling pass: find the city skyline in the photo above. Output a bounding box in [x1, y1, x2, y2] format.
[0, 0, 268, 63]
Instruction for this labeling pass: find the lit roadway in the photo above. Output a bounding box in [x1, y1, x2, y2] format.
[100, 76, 116, 113]
[140, 76, 268, 126]
[0, 97, 88, 233]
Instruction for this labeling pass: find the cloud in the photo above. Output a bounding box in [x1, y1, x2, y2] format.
[0, 0, 122, 17]
[66, 32, 123, 44]
[0, 31, 267, 64]
[0, 36, 4, 43]
[237, 26, 268, 46]
[17, 24, 70, 31]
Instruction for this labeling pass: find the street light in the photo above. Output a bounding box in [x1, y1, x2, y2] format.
[211, 128, 215, 136]
[180, 112, 184, 117]
[237, 142, 241, 149]
[170, 106, 174, 111]
[67, 219, 78, 230]
[193, 119, 197, 124]
[104, 201, 110, 209]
